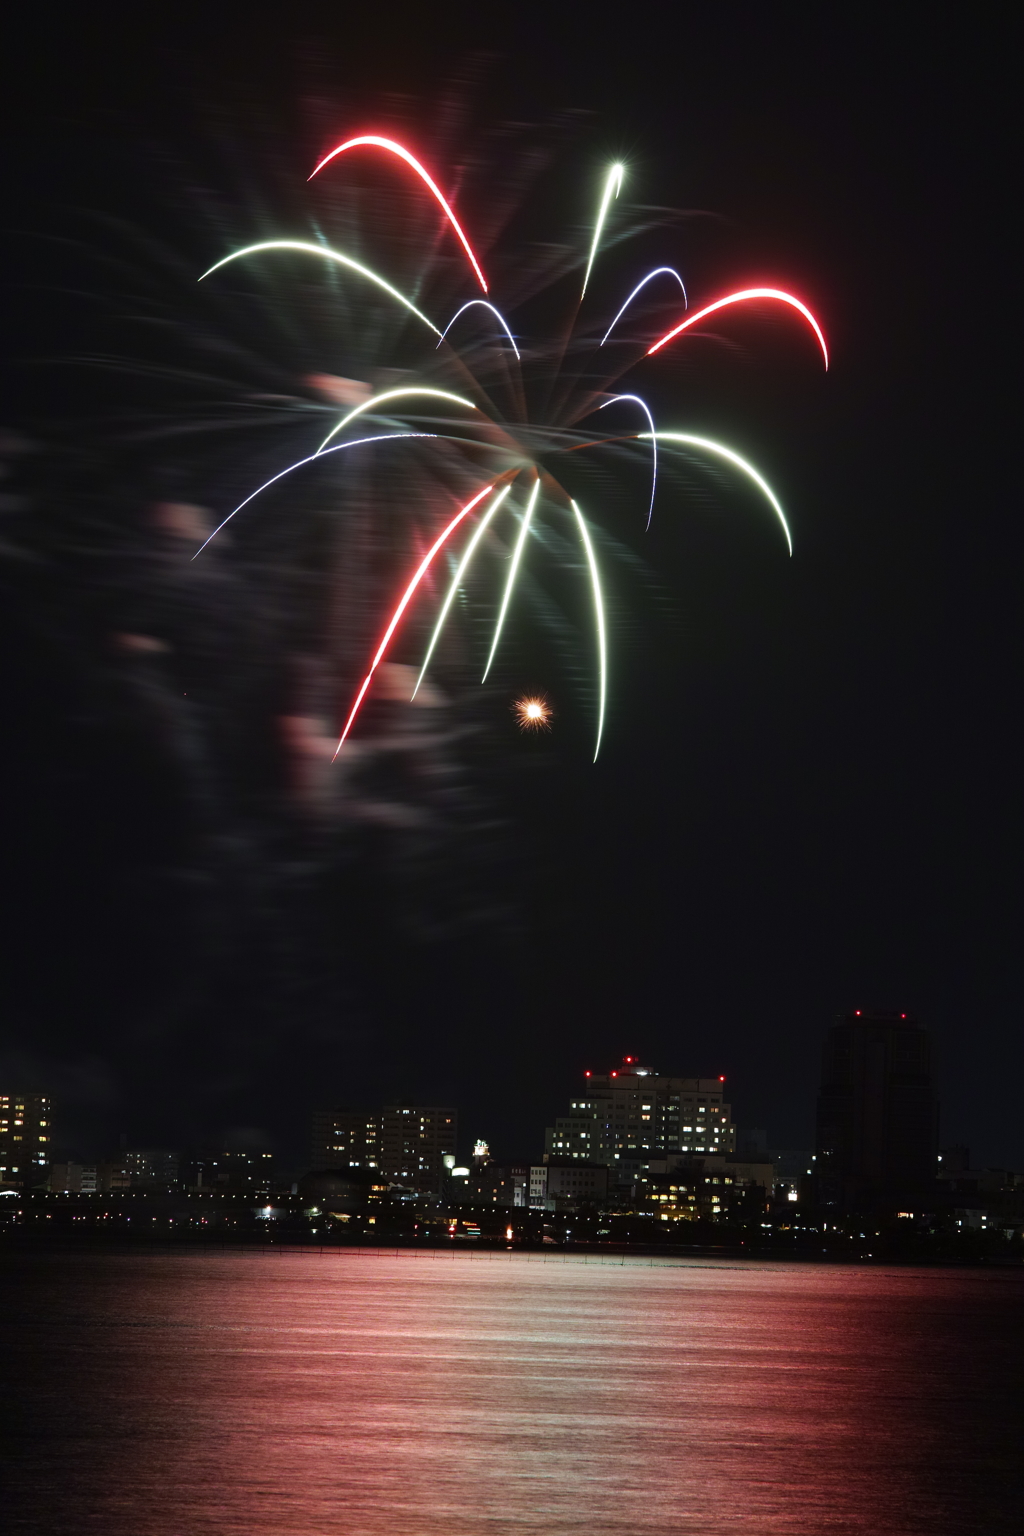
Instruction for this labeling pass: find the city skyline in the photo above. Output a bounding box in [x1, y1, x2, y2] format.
[1, 12, 1019, 1185]
[1, 1014, 993, 1200]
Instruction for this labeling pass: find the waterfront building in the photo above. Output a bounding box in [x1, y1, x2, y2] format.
[531, 1160, 609, 1211]
[310, 1104, 457, 1194]
[309, 1109, 382, 1173]
[180, 1150, 273, 1193]
[380, 1105, 457, 1195]
[815, 1011, 938, 1209]
[642, 1156, 771, 1221]
[47, 1161, 131, 1193]
[124, 1149, 181, 1188]
[770, 1150, 816, 1204]
[545, 1058, 736, 1174]
[0, 1092, 50, 1189]
[455, 1163, 529, 1208]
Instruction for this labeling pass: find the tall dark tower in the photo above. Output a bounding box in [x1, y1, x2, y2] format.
[815, 1012, 937, 1210]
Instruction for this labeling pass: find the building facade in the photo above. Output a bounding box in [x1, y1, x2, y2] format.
[47, 1161, 132, 1194]
[545, 1059, 736, 1176]
[380, 1105, 457, 1195]
[530, 1160, 609, 1211]
[309, 1109, 382, 1174]
[815, 1011, 938, 1209]
[642, 1156, 772, 1221]
[0, 1092, 50, 1188]
[310, 1104, 457, 1194]
[123, 1149, 181, 1189]
[180, 1150, 274, 1193]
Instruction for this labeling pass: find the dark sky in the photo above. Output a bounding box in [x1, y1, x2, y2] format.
[1, 8, 1018, 1170]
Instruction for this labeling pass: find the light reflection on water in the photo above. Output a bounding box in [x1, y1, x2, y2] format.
[1, 1249, 1021, 1534]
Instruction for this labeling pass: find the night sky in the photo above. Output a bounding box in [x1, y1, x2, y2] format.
[1, 9, 1018, 1171]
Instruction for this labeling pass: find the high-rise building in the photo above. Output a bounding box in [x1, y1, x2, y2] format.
[815, 1011, 938, 1209]
[380, 1104, 457, 1195]
[545, 1058, 735, 1177]
[309, 1109, 382, 1173]
[0, 1093, 51, 1188]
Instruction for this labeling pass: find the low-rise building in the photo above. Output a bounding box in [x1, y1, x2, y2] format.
[180, 1151, 273, 1194]
[124, 1149, 181, 1189]
[530, 1161, 609, 1211]
[47, 1162, 132, 1194]
[641, 1155, 772, 1221]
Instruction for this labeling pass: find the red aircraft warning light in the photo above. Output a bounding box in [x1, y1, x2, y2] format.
[719, 1075, 726, 1082]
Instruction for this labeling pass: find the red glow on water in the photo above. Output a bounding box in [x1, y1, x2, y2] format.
[648, 287, 828, 369]
[309, 135, 488, 292]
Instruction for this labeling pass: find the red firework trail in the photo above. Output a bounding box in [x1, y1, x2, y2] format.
[648, 287, 829, 367]
[334, 483, 497, 755]
[309, 134, 489, 293]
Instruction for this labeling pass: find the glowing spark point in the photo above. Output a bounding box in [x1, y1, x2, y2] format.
[309, 135, 488, 292]
[437, 301, 521, 360]
[413, 483, 513, 699]
[318, 387, 479, 453]
[641, 432, 792, 554]
[595, 394, 658, 529]
[581, 163, 625, 299]
[600, 267, 688, 346]
[648, 287, 828, 369]
[336, 484, 496, 754]
[193, 433, 437, 557]
[198, 241, 440, 334]
[482, 477, 542, 683]
[513, 696, 552, 732]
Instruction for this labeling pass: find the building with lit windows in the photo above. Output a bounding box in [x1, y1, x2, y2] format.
[310, 1105, 456, 1193]
[178, 1150, 274, 1193]
[643, 1157, 772, 1221]
[380, 1104, 457, 1195]
[123, 1149, 181, 1189]
[309, 1109, 382, 1174]
[0, 1092, 51, 1189]
[529, 1161, 609, 1211]
[47, 1161, 132, 1194]
[815, 1011, 938, 1210]
[544, 1058, 736, 1181]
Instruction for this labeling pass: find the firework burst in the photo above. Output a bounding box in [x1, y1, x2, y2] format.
[126, 130, 828, 766]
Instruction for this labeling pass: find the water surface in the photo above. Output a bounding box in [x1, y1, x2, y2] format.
[1, 1248, 1020, 1533]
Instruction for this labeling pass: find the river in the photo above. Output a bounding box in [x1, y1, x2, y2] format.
[1, 1248, 1020, 1533]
